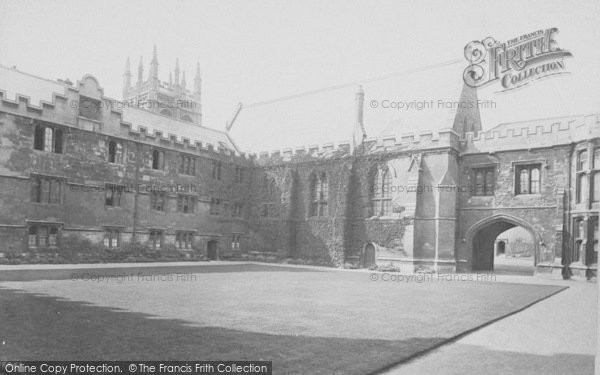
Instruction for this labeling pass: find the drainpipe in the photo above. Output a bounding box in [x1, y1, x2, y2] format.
[132, 143, 141, 244]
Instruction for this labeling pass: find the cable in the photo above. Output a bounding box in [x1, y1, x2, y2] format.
[243, 58, 464, 109]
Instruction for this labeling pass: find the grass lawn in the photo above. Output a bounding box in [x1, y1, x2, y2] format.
[0, 264, 566, 374]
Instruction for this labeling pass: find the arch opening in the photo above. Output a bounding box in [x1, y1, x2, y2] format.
[363, 243, 376, 268]
[469, 215, 538, 276]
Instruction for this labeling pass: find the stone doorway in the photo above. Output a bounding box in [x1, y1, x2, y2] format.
[207, 240, 218, 260]
[363, 243, 376, 268]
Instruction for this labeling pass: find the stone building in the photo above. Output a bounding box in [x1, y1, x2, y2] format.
[0, 56, 598, 279]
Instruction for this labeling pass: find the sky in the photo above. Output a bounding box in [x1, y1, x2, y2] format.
[0, 0, 599, 152]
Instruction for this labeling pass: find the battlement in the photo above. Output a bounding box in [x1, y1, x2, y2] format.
[249, 113, 600, 164]
[463, 113, 600, 153]
[249, 128, 463, 164]
[117, 120, 249, 159]
[0, 70, 248, 162]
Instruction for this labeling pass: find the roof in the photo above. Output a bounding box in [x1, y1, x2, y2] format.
[121, 107, 239, 152]
[0, 64, 239, 153]
[0, 64, 68, 105]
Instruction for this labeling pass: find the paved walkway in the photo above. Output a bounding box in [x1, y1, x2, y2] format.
[381, 277, 597, 375]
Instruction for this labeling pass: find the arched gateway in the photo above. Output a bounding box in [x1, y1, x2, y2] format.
[466, 214, 540, 272]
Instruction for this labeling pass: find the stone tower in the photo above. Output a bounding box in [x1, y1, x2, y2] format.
[122, 46, 202, 125]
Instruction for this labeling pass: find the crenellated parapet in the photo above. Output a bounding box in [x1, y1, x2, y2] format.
[251, 113, 600, 164]
[250, 128, 462, 165]
[462, 114, 600, 154]
[0, 66, 248, 162]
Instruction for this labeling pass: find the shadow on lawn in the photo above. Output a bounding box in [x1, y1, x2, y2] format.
[0, 279, 577, 375]
[0, 286, 442, 375]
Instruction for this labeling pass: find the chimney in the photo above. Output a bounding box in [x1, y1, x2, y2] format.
[352, 85, 367, 153]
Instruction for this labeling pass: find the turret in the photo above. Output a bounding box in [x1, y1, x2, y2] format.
[173, 58, 180, 96]
[137, 56, 143, 89]
[194, 62, 202, 125]
[122, 57, 131, 98]
[194, 62, 201, 94]
[150, 45, 158, 80]
[174, 59, 180, 87]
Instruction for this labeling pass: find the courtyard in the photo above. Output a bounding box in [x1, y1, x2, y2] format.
[0, 262, 592, 374]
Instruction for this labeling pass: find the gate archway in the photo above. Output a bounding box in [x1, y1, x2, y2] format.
[466, 214, 540, 273]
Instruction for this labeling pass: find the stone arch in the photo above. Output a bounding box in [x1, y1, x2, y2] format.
[466, 213, 541, 271]
[160, 109, 172, 117]
[362, 242, 377, 268]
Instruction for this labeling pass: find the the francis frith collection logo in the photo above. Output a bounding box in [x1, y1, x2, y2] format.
[463, 27, 572, 91]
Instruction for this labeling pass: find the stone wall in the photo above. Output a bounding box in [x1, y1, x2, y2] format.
[0, 111, 250, 258]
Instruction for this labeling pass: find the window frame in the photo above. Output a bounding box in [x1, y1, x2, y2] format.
[179, 154, 196, 176]
[152, 149, 165, 170]
[107, 139, 124, 164]
[33, 124, 63, 154]
[209, 198, 222, 216]
[573, 217, 585, 263]
[590, 216, 599, 265]
[27, 224, 60, 248]
[150, 191, 167, 211]
[472, 166, 495, 197]
[31, 175, 63, 205]
[232, 203, 244, 218]
[371, 166, 393, 216]
[105, 184, 124, 207]
[103, 228, 121, 249]
[212, 160, 222, 180]
[231, 233, 241, 250]
[309, 172, 329, 217]
[176, 231, 194, 250]
[177, 194, 196, 214]
[149, 230, 163, 249]
[514, 163, 542, 195]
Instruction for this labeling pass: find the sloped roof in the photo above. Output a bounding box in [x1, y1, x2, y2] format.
[0, 64, 68, 106]
[0, 64, 239, 152]
[121, 107, 238, 152]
